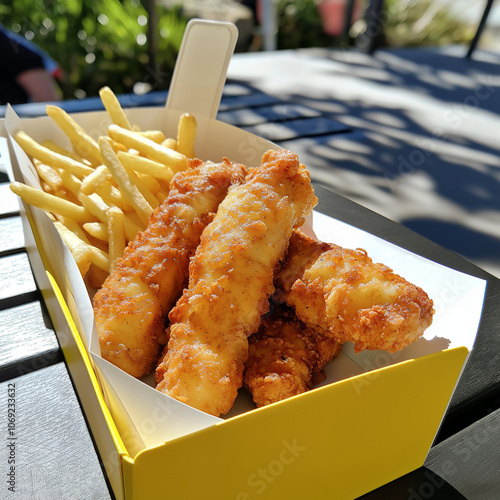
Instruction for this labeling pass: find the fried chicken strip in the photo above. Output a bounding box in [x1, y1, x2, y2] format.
[93, 158, 247, 378]
[155, 150, 317, 416]
[244, 304, 342, 407]
[274, 230, 434, 353]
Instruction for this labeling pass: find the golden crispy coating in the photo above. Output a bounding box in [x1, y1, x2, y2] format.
[275, 230, 434, 353]
[244, 305, 342, 407]
[93, 158, 247, 378]
[155, 150, 317, 416]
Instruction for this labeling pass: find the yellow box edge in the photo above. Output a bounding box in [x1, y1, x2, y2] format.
[46, 271, 128, 456]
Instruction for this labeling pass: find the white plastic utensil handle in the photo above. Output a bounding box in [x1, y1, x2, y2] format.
[165, 19, 239, 120]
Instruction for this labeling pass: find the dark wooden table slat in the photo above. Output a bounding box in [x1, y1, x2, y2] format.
[0, 91, 169, 118]
[0, 216, 25, 255]
[1, 85, 279, 118]
[358, 466, 467, 499]
[0, 363, 113, 499]
[0, 301, 61, 382]
[244, 116, 350, 142]
[0, 183, 19, 217]
[218, 102, 322, 127]
[0, 252, 39, 310]
[218, 91, 284, 112]
[425, 407, 500, 499]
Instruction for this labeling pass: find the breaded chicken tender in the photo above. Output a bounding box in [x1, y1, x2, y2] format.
[274, 230, 434, 353]
[93, 159, 247, 378]
[155, 150, 317, 416]
[244, 304, 342, 407]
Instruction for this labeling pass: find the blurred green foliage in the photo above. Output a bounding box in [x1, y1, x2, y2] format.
[383, 0, 475, 47]
[275, 0, 474, 50]
[1, 0, 476, 101]
[276, 0, 332, 50]
[0, 0, 188, 99]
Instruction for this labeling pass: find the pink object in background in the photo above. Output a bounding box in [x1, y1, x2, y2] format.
[318, 0, 363, 36]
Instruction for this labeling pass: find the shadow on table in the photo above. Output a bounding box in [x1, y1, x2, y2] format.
[326, 46, 500, 110]
[272, 46, 500, 276]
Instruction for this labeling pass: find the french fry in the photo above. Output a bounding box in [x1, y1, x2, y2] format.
[55, 215, 91, 243]
[107, 124, 187, 173]
[124, 168, 160, 210]
[54, 187, 80, 206]
[15, 131, 94, 178]
[135, 172, 162, 195]
[58, 170, 83, 200]
[79, 166, 133, 212]
[10, 181, 91, 222]
[108, 138, 128, 154]
[41, 182, 53, 193]
[42, 139, 87, 163]
[117, 152, 174, 182]
[161, 137, 177, 151]
[88, 245, 110, 273]
[11, 86, 199, 287]
[54, 221, 92, 277]
[99, 86, 133, 130]
[83, 222, 108, 242]
[80, 193, 141, 241]
[136, 130, 166, 143]
[122, 216, 142, 241]
[156, 191, 168, 204]
[124, 209, 143, 228]
[86, 264, 109, 289]
[87, 235, 109, 254]
[99, 137, 153, 226]
[80, 165, 113, 195]
[107, 206, 125, 273]
[79, 192, 110, 225]
[176, 113, 197, 158]
[96, 182, 134, 213]
[46, 105, 102, 166]
[33, 159, 63, 192]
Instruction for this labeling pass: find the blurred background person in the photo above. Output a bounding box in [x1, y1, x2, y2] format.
[0, 24, 61, 105]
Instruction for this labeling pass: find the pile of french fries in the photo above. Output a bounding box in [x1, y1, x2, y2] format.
[10, 86, 197, 288]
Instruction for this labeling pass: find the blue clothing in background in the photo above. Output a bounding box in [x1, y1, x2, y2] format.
[0, 25, 61, 104]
